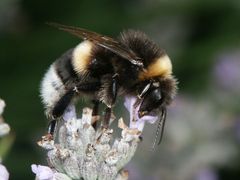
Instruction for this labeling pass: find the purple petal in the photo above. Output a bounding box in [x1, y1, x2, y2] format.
[63, 104, 77, 121]
[31, 164, 54, 180]
[0, 99, 6, 115]
[124, 96, 135, 122]
[124, 96, 158, 131]
[214, 51, 240, 91]
[195, 168, 218, 180]
[129, 119, 145, 131]
[140, 115, 158, 123]
[0, 164, 9, 180]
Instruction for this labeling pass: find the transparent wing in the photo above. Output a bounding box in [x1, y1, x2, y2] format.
[47, 22, 143, 67]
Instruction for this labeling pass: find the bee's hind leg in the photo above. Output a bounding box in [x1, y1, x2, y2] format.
[52, 89, 75, 119]
[91, 100, 100, 129]
[102, 73, 119, 129]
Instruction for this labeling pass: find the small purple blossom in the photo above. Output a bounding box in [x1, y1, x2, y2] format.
[234, 118, 240, 142]
[31, 164, 54, 180]
[0, 99, 6, 115]
[0, 164, 9, 180]
[63, 104, 77, 121]
[124, 96, 158, 131]
[31, 164, 72, 180]
[213, 51, 240, 92]
[195, 168, 218, 180]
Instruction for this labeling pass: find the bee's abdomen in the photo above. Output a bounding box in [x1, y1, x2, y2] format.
[40, 65, 66, 110]
[54, 48, 79, 85]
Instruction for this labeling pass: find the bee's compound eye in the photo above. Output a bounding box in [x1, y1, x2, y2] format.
[139, 88, 162, 117]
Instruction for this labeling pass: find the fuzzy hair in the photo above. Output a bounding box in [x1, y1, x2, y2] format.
[40, 65, 66, 111]
[159, 76, 178, 106]
[119, 30, 166, 66]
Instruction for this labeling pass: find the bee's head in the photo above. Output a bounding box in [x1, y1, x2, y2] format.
[119, 28, 173, 83]
[136, 77, 177, 118]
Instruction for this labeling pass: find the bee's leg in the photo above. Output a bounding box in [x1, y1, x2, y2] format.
[91, 100, 100, 129]
[110, 73, 119, 105]
[52, 89, 75, 119]
[47, 119, 57, 136]
[103, 74, 119, 128]
[137, 81, 152, 99]
[103, 107, 111, 129]
[129, 82, 153, 121]
[132, 98, 142, 122]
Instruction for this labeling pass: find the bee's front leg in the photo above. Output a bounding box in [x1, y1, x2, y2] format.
[47, 119, 57, 136]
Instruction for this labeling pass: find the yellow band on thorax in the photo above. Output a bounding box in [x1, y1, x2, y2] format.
[72, 40, 93, 74]
[139, 55, 172, 80]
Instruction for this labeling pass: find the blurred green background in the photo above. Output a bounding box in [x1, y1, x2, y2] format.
[0, 0, 240, 179]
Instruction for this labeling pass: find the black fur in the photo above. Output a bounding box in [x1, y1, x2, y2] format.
[54, 48, 79, 88]
[77, 81, 101, 92]
[158, 77, 178, 106]
[88, 45, 114, 77]
[119, 30, 166, 66]
[52, 89, 75, 118]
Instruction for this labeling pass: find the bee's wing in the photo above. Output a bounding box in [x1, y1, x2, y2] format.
[47, 22, 143, 67]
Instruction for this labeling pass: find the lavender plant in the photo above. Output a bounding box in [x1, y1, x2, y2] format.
[32, 96, 158, 180]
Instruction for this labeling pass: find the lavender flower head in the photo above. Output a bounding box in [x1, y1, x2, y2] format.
[0, 98, 10, 180]
[0, 164, 9, 180]
[0, 99, 10, 137]
[33, 96, 158, 180]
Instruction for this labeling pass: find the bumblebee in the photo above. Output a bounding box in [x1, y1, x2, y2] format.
[40, 23, 177, 143]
